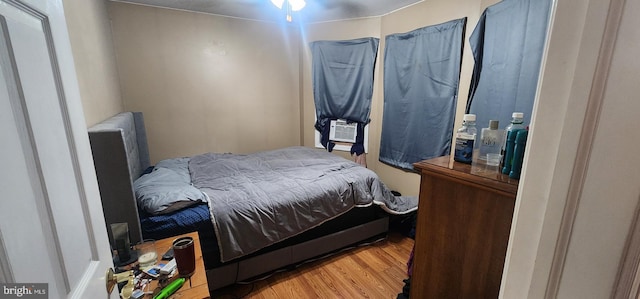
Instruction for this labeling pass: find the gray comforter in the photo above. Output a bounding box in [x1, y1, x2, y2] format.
[189, 146, 417, 262]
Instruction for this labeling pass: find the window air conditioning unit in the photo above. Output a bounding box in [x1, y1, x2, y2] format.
[329, 119, 358, 143]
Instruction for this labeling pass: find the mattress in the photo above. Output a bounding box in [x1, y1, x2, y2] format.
[139, 202, 386, 270]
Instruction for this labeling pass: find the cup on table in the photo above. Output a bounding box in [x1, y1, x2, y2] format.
[486, 153, 501, 166]
[173, 236, 196, 277]
[136, 239, 157, 268]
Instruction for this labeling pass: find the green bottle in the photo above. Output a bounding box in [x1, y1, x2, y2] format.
[509, 130, 529, 179]
[502, 129, 522, 174]
[500, 112, 525, 168]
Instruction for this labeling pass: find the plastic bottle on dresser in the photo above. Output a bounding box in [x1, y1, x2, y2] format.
[474, 120, 504, 166]
[502, 129, 523, 174]
[454, 114, 477, 164]
[500, 112, 526, 167]
[509, 130, 529, 179]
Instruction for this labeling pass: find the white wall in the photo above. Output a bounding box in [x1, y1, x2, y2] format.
[109, 2, 302, 163]
[63, 0, 124, 126]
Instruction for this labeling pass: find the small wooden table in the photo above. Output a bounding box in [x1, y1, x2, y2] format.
[145, 232, 209, 298]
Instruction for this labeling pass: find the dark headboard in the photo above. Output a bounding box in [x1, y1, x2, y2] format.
[88, 112, 150, 246]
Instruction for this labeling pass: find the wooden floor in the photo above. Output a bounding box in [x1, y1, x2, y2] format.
[206, 231, 414, 299]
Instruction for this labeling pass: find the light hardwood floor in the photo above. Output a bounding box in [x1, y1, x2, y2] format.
[207, 231, 414, 299]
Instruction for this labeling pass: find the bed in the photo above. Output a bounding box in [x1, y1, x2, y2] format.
[88, 112, 417, 291]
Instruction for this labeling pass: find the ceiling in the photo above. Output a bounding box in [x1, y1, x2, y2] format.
[111, 0, 424, 23]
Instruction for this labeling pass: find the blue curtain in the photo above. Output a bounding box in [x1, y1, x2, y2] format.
[310, 37, 379, 154]
[379, 18, 466, 170]
[467, 0, 552, 130]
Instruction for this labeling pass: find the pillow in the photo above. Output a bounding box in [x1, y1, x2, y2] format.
[134, 167, 206, 215]
[155, 157, 190, 178]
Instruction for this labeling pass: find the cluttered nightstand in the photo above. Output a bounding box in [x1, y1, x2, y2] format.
[116, 232, 209, 299]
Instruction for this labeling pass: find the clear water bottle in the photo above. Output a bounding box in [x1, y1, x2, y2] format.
[505, 112, 525, 133]
[454, 114, 477, 164]
[475, 120, 504, 166]
[500, 112, 526, 168]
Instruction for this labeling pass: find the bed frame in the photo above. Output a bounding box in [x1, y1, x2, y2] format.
[88, 112, 149, 246]
[88, 112, 389, 292]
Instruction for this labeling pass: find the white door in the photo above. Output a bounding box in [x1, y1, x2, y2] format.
[0, 0, 116, 298]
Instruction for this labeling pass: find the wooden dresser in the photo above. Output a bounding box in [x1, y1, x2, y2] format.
[411, 156, 519, 298]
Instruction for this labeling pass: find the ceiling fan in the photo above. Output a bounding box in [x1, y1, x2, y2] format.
[269, 0, 306, 22]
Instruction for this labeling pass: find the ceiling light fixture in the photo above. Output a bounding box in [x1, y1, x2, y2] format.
[270, 0, 306, 22]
